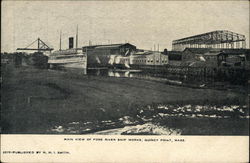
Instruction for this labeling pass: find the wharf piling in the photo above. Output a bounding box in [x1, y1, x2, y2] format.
[163, 65, 248, 84]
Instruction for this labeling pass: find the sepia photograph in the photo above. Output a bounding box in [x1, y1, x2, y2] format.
[1, 0, 249, 137]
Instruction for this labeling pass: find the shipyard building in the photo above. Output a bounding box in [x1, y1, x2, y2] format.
[130, 51, 168, 67]
[83, 43, 168, 68]
[83, 43, 136, 67]
[168, 30, 250, 69]
[181, 48, 250, 68]
[172, 30, 246, 51]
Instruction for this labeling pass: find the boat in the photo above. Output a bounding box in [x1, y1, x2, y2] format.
[48, 48, 87, 69]
[48, 26, 87, 70]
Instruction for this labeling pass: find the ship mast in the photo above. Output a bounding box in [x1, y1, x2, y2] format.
[59, 30, 62, 51]
[76, 25, 78, 49]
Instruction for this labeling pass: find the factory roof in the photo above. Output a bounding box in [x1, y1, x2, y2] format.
[168, 51, 182, 55]
[183, 48, 250, 55]
[172, 30, 246, 45]
[183, 48, 213, 54]
[220, 49, 250, 55]
[133, 51, 155, 55]
[204, 52, 222, 56]
[83, 43, 136, 49]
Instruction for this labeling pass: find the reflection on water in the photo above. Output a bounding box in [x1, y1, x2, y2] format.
[51, 67, 239, 89]
[86, 68, 246, 90]
[87, 68, 203, 87]
[51, 66, 246, 90]
[87, 68, 142, 78]
[88, 68, 179, 81]
[50, 67, 87, 75]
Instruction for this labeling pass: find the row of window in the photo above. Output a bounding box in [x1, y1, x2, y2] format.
[133, 60, 168, 63]
[51, 55, 83, 59]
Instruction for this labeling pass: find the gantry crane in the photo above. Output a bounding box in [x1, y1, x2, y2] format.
[17, 38, 53, 52]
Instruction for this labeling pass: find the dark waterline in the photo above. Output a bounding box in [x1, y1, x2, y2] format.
[54, 67, 246, 91]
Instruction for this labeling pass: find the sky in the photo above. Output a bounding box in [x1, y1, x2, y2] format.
[1, 1, 249, 52]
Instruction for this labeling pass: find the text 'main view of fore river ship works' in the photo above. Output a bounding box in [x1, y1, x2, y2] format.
[1, 1, 249, 135]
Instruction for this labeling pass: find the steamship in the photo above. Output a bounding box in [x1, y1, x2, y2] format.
[48, 27, 87, 69]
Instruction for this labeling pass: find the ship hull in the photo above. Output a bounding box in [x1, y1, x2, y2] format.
[49, 61, 87, 69]
[48, 52, 87, 69]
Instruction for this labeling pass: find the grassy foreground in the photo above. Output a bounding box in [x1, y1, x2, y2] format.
[1, 65, 249, 134]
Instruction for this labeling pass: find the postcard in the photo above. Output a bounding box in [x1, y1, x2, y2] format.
[1, 0, 249, 162]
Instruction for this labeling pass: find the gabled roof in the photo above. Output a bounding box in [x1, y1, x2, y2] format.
[83, 43, 136, 49]
[168, 51, 182, 55]
[183, 48, 213, 54]
[172, 30, 245, 45]
[95, 44, 129, 49]
[181, 61, 206, 67]
[133, 51, 155, 56]
[183, 48, 250, 55]
[220, 49, 250, 55]
[204, 52, 222, 56]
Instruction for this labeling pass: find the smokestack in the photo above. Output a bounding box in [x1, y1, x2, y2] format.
[69, 37, 74, 49]
[164, 49, 168, 55]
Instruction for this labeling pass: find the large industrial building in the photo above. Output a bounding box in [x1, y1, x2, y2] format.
[79, 30, 249, 69]
[168, 30, 250, 69]
[130, 51, 168, 66]
[172, 48, 249, 68]
[172, 30, 246, 51]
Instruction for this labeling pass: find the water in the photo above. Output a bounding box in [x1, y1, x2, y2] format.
[86, 68, 245, 90]
[87, 68, 196, 86]
[48, 104, 249, 135]
[47, 68, 248, 135]
[51, 67, 245, 90]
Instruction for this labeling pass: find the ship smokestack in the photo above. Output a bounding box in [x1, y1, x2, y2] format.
[69, 37, 74, 49]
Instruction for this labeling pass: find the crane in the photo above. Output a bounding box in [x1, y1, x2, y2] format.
[17, 38, 53, 52]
